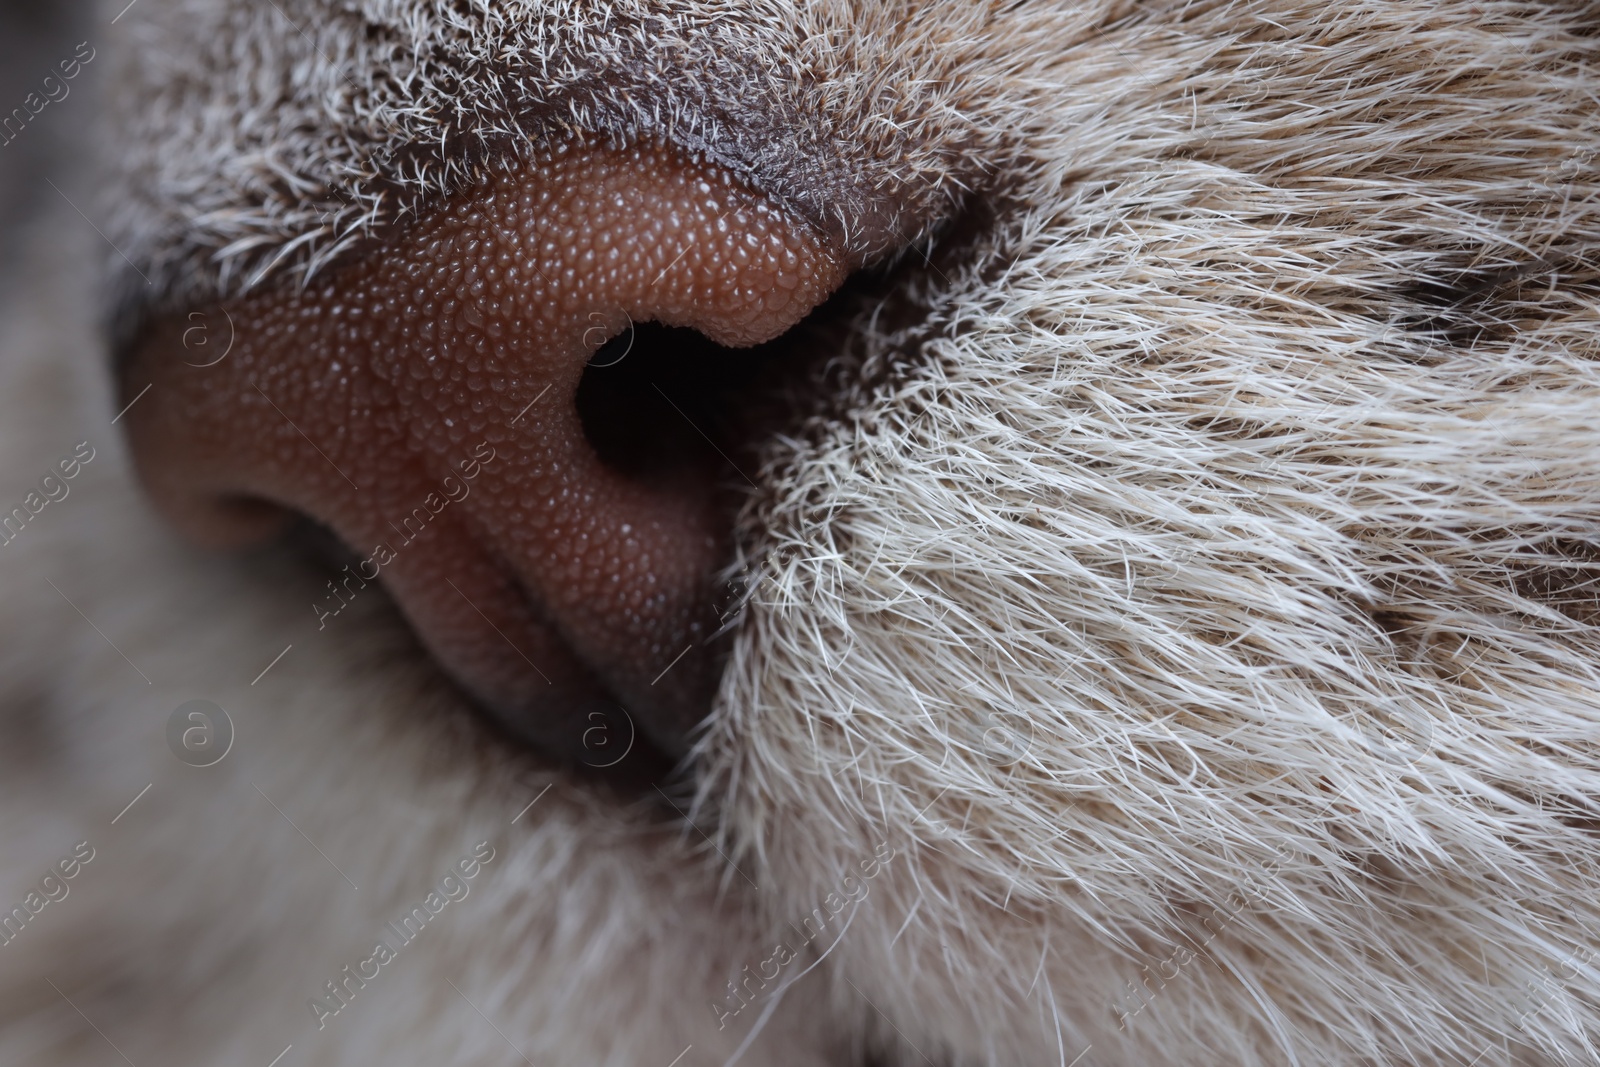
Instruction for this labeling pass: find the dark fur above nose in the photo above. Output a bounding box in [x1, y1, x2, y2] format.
[119, 137, 847, 762]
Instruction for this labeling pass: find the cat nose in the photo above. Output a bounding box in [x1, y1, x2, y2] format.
[119, 138, 846, 763]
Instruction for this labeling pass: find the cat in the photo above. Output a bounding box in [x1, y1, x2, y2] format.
[1, 1, 1598, 1064]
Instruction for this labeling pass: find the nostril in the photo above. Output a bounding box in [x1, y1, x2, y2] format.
[575, 321, 753, 485]
[205, 494, 297, 546]
[167, 492, 298, 550]
[118, 135, 849, 765]
[589, 327, 637, 370]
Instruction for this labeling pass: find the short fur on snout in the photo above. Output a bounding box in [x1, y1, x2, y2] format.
[3, 1, 1597, 1065]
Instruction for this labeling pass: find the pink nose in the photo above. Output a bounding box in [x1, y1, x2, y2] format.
[120, 137, 847, 760]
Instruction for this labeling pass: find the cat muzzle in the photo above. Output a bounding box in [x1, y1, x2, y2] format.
[118, 137, 847, 763]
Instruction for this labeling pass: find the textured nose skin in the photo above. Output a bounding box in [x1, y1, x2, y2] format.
[121, 138, 847, 760]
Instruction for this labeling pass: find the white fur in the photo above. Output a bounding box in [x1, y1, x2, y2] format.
[703, 5, 1600, 1063]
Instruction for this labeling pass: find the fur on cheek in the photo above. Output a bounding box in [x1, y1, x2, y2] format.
[698, 3, 1600, 1065]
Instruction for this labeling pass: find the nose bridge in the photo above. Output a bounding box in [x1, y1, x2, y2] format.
[121, 136, 847, 760]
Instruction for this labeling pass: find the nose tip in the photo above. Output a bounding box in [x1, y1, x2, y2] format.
[119, 137, 847, 761]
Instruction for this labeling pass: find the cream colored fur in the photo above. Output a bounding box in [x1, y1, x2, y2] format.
[2, 1, 1598, 1065]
